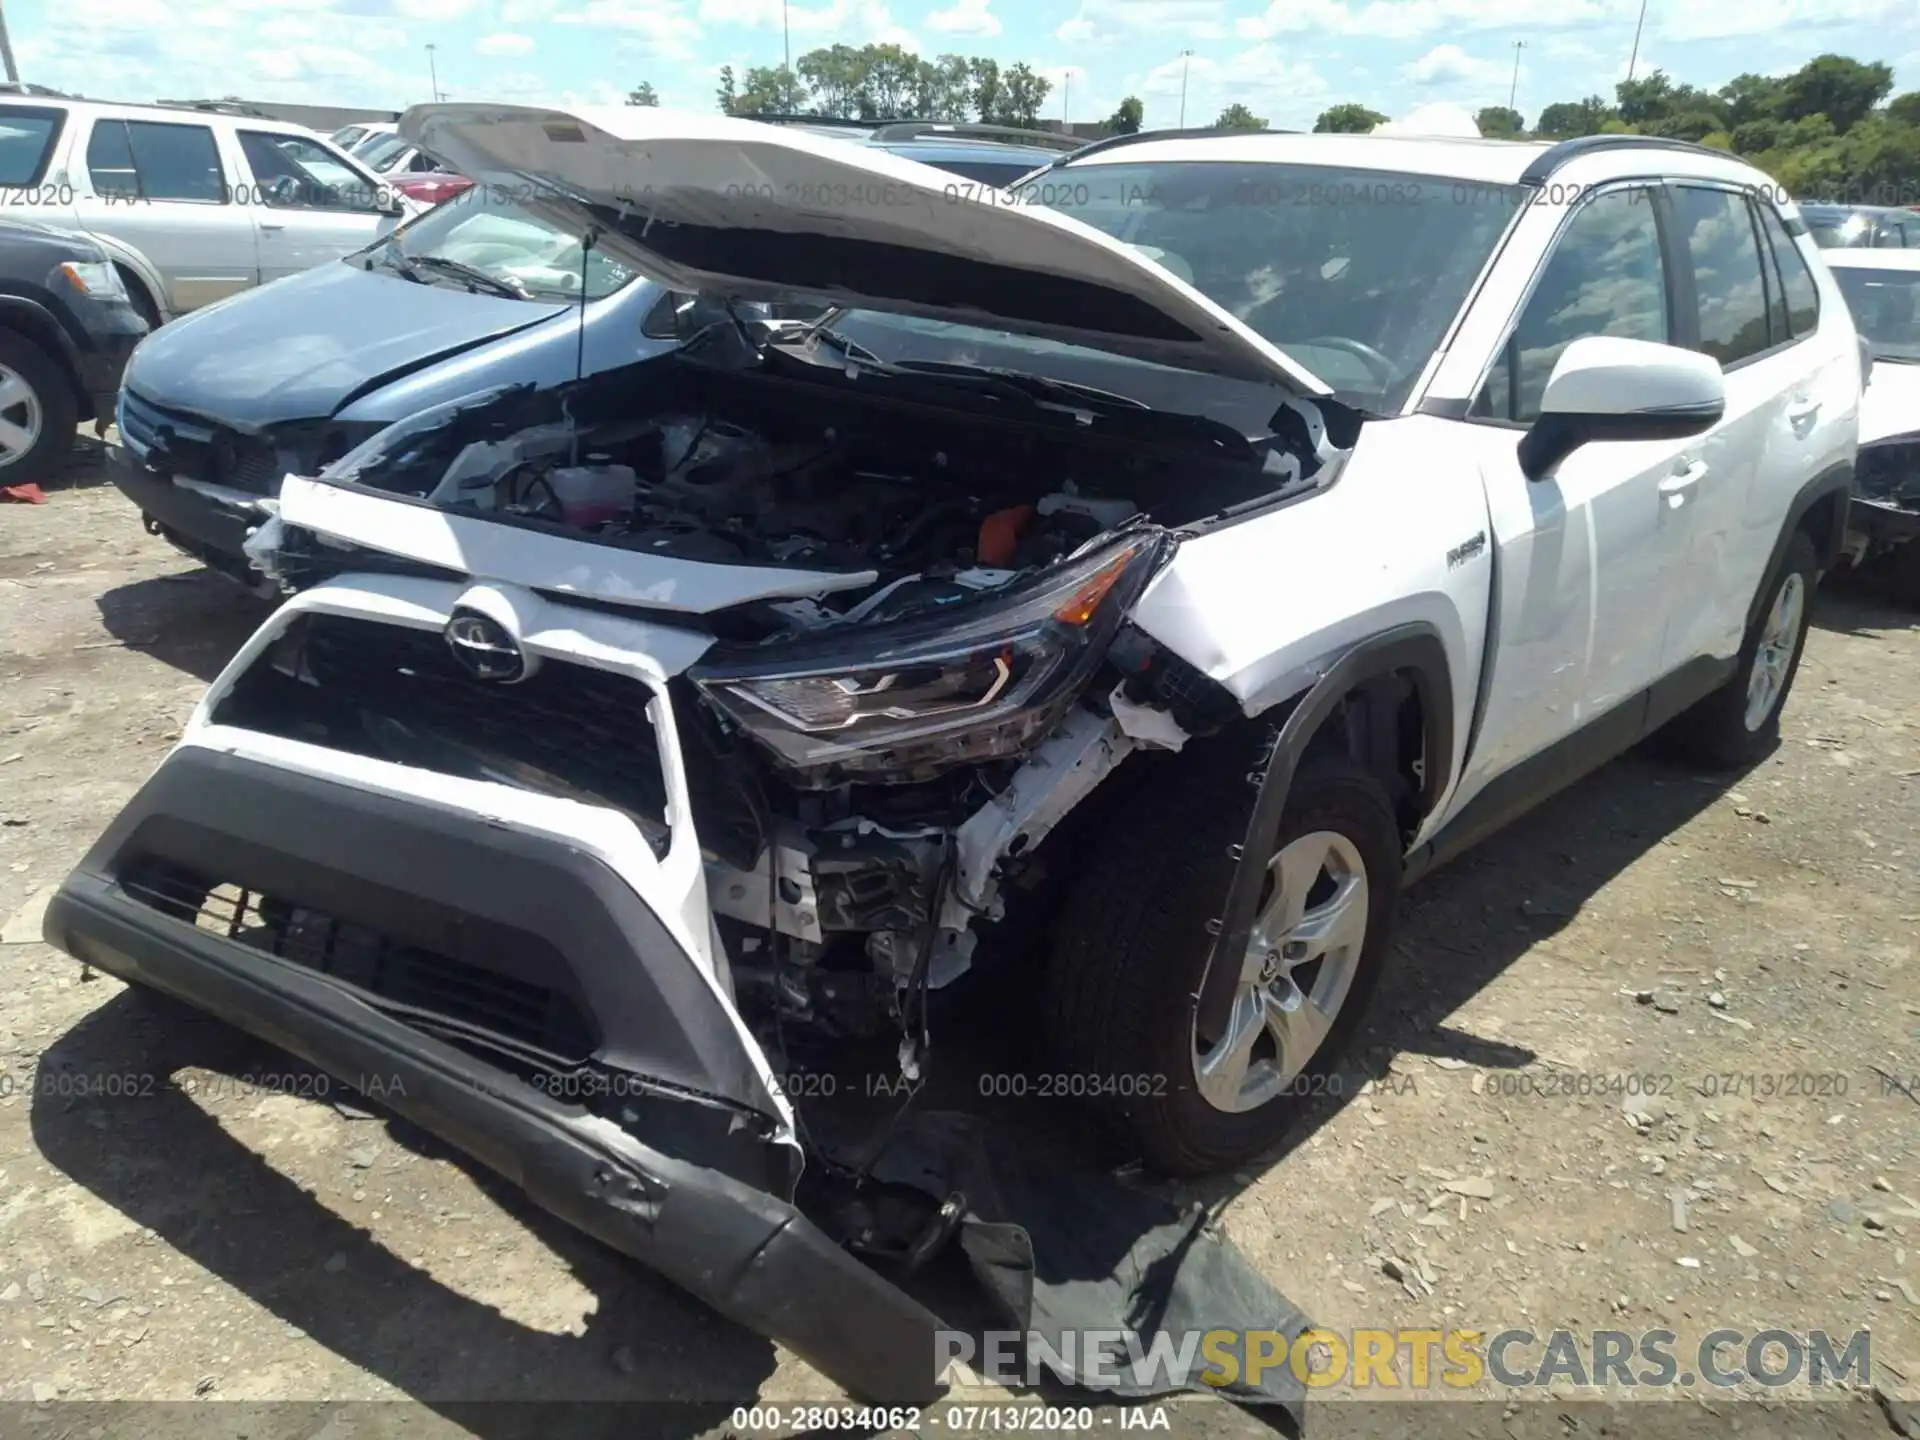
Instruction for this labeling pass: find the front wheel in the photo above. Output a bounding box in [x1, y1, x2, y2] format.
[1662, 530, 1818, 769]
[1043, 753, 1401, 1176]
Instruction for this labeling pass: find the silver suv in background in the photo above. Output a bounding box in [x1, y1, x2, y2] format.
[0, 98, 419, 326]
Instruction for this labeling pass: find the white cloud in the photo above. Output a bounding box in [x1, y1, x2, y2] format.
[1137, 43, 1327, 126]
[1403, 43, 1502, 87]
[1056, 0, 1228, 45]
[927, 0, 999, 36]
[552, 0, 702, 58]
[394, 0, 474, 18]
[475, 29, 534, 53]
[1238, 0, 1630, 43]
[696, 0, 908, 45]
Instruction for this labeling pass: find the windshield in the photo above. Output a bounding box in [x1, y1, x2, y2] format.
[358, 133, 413, 174]
[1834, 266, 1920, 362]
[828, 161, 1523, 414]
[357, 185, 641, 302]
[1806, 208, 1877, 248]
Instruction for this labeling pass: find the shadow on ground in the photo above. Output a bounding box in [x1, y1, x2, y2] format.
[30, 995, 774, 1437]
[95, 573, 274, 684]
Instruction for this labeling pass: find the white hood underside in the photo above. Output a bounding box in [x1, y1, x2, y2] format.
[398, 103, 1331, 397]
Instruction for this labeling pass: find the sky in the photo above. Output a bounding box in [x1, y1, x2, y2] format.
[14, 0, 1920, 135]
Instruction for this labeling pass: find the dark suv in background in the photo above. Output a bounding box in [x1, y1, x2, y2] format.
[0, 217, 148, 496]
[104, 117, 1080, 581]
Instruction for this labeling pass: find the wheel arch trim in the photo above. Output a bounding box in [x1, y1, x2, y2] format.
[1191, 622, 1450, 1039]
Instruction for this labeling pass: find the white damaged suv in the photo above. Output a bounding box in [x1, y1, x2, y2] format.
[46, 108, 1860, 1398]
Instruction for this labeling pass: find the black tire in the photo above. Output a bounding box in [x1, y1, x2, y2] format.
[1042, 747, 1401, 1176]
[0, 329, 76, 488]
[1662, 530, 1819, 769]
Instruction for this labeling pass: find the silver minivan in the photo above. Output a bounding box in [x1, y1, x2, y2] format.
[0, 98, 420, 326]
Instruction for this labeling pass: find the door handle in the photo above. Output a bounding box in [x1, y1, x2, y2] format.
[1658, 461, 1708, 499]
[1786, 397, 1821, 429]
[259, 221, 286, 231]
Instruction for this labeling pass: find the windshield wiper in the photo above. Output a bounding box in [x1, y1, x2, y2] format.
[888, 360, 1150, 411]
[408, 255, 529, 300]
[368, 235, 427, 284]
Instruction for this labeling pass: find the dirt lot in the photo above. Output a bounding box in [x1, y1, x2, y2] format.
[3, 449, 1919, 1437]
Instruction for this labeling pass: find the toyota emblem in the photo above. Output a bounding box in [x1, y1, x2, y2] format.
[444, 609, 526, 683]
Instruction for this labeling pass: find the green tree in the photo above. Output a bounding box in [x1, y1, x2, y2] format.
[727, 64, 806, 114]
[1778, 53, 1892, 133]
[1534, 95, 1612, 138]
[1108, 95, 1144, 134]
[1475, 105, 1524, 138]
[1615, 72, 1674, 126]
[1214, 102, 1266, 131]
[1313, 102, 1386, 133]
[914, 54, 974, 120]
[996, 62, 1051, 126]
[1717, 73, 1787, 128]
[1892, 91, 1920, 128]
[970, 57, 1003, 123]
[798, 44, 877, 116]
[627, 81, 659, 106]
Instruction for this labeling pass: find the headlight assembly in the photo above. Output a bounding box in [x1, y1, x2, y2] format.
[691, 534, 1167, 784]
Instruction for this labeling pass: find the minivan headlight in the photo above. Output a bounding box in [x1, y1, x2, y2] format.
[691, 535, 1165, 783]
[55, 261, 128, 301]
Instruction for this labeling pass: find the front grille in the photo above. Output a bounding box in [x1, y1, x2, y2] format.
[119, 388, 284, 497]
[120, 860, 596, 1066]
[211, 614, 671, 853]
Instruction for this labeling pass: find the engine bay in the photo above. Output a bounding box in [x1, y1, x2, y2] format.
[307, 351, 1341, 633]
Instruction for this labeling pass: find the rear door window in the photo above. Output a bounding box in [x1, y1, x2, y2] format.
[0, 106, 65, 187]
[1671, 185, 1772, 367]
[1753, 201, 1820, 338]
[89, 119, 228, 203]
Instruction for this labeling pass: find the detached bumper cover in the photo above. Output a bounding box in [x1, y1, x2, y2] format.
[42, 747, 948, 1404]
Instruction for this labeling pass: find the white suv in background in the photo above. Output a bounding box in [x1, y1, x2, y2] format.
[0, 98, 417, 325]
[44, 111, 1862, 1403]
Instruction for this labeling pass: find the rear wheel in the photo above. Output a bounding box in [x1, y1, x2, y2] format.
[1662, 530, 1818, 769]
[1043, 751, 1401, 1176]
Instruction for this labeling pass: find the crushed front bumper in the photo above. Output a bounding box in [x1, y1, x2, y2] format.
[42, 742, 948, 1404]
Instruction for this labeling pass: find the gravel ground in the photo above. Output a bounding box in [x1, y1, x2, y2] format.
[3, 449, 1919, 1438]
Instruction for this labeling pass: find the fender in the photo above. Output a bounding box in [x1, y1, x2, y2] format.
[0, 293, 83, 376]
[1192, 622, 1452, 1039]
[76, 232, 171, 323]
[1757, 459, 1852, 631]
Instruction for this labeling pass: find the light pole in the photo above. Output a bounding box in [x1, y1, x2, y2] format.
[0, 0, 18, 86]
[781, 0, 790, 80]
[1626, 0, 1648, 83]
[1178, 49, 1193, 128]
[1508, 39, 1525, 113]
[426, 43, 441, 103]
[1063, 73, 1070, 126]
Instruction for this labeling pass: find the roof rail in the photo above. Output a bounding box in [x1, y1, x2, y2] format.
[1518, 133, 1735, 186]
[735, 113, 881, 129]
[1040, 124, 1299, 169]
[868, 121, 1084, 151]
[0, 81, 69, 97]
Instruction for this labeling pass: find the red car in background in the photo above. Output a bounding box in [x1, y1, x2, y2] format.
[354, 131, 475, 206]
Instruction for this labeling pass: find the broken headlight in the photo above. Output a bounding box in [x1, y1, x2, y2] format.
[691, 535, 1166, 783]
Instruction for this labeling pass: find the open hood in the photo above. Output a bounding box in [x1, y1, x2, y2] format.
[398, 104, 1332, 397]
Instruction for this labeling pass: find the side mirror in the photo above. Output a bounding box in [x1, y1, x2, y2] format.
[1517, 335, 1726, 481]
